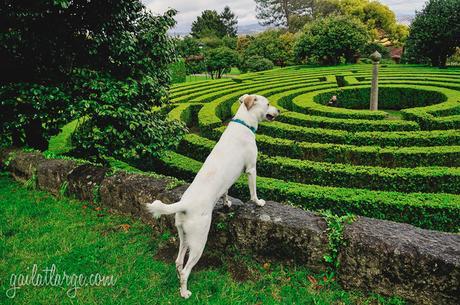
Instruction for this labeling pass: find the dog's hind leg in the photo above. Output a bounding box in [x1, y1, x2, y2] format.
[175, 224, 187, 275]
[178, 217, 211, 299]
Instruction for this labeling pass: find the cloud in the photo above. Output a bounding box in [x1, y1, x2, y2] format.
[142, 0, 426, 33]
[142, 0, 258, 32]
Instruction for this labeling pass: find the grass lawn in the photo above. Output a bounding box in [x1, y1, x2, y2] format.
[186, 75, 210, 82]
[0, 173, 405, 305]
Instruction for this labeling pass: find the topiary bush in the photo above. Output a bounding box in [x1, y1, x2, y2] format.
[239, 55, 274, 73]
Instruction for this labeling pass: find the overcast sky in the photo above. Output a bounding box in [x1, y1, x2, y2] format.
[142, 0, 426, 33]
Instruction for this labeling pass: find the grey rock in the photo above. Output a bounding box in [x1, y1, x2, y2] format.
[67, 164, 109, 201]
[8, 151, 45, 181]
[338, 216, 460, 305]
[100, 171, 174, 224]
[36, 159, 78, 195]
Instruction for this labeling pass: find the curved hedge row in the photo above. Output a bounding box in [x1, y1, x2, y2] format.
[178, 134, 460, 194]
[152, 150, 460, 232]
[156, 64, 460, 233]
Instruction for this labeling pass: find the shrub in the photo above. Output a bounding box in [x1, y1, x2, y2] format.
[170, 59, 187, 83]
[71, 70, 187, 163]
[239, 55, 274, 73]
[294, 16, 370, 65]
[204, 47, 239, 79]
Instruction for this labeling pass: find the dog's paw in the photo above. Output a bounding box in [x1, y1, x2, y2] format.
[255, 198, 266, 207]
[180, 289, 192, 299]
[224, 199, 232, 207]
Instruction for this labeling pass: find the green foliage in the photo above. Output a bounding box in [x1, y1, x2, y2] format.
[241, 30, 295, 66]
[191, 7, 238, 39]
[362, 42, 389, 58]
[70, 70, 187, 162]
[404, 0, 460, 67]
[175, 36, 202, 58]
[205, 47, 240, 79]
[0, 1, 182, 155]
[320, 210, 356, 271]
[313, 86, 447, 110]
[295, 16, 370, 65]
[255, 0, 315, 27]
[0, 83, 71, 150]
[220, 6, 238, 37]
[179, 133, 460, 194]
[169, 59, 187, 84]
[239, 56, 274, 73]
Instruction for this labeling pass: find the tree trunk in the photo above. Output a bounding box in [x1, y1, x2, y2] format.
[282, 0, 290, 27]
[439, 54, 447, 68]
[430, 55, 440, 67]
[11, 130, 23, 147]
[24, 118, 48, 151]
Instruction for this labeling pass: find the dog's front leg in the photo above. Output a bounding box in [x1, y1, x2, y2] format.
[246, 167, 265, 206]
[221, 191, 232, 207]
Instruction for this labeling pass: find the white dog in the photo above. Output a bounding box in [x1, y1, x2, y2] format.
[146, 94, 279, 298]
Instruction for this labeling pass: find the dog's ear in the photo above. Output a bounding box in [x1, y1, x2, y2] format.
[239, 94, 249, 103]
[241, 95, 256, 110]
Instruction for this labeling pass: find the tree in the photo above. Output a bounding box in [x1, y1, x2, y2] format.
[405, 0, 460, 67]
[220, 6, 238, 37]
[0, 1, 186, 157]
[241, 29, 295, 66]
[0, 0, 148, 149]
[294, 16, 370, 65]
[191, 10, 226, 38]
[205, 47, 239, 79]
[239, 55, 274, 73]
[255, 0, 315, 28]
[191, 7, 238, 39]
[176, 36, 202, 58]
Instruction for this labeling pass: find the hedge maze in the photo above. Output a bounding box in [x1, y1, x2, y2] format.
[156, 65, 460, 232]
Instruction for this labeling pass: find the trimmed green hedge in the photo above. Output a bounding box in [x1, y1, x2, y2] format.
[152, 150, 460, 232]
[207, 128, 460, 168]
[279, 111, 420, 132]
[258, 121, 460, 147]
[198, 82, 337, 135]
[313, 86, 447, 110]
[167, 103, 203, 126]
[178, 134, 460, 194]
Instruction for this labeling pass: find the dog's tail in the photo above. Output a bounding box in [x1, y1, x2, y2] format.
[145, 200, 185, 219]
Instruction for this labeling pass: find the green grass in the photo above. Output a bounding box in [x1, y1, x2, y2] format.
[228, 67, 241, 75]
[186, 75, 210, 82]
[0, 173, 405, 305]
[46, 119, 80, 155]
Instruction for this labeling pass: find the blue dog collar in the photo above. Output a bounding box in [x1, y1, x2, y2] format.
[230, 118, 257, 134]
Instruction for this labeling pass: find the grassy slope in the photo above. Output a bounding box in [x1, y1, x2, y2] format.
[0, 173, 404, 305]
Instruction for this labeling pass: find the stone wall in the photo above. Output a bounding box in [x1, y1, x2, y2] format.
[1, 149, 459, 305]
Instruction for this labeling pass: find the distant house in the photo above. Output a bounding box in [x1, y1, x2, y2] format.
[390, 47, 404, 64]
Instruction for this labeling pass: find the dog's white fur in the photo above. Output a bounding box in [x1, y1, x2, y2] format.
[145, 94, 279, 298]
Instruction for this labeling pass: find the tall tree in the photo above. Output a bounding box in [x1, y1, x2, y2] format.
[255, 0, 315, 28]
[405, 0, 460, 67]
[0, 0, 186, 156]
[220, 6, 238, 37]
[190, 10, 224, 38]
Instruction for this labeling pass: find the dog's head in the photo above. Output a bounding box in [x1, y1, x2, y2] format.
[239, 94, 280, 122]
